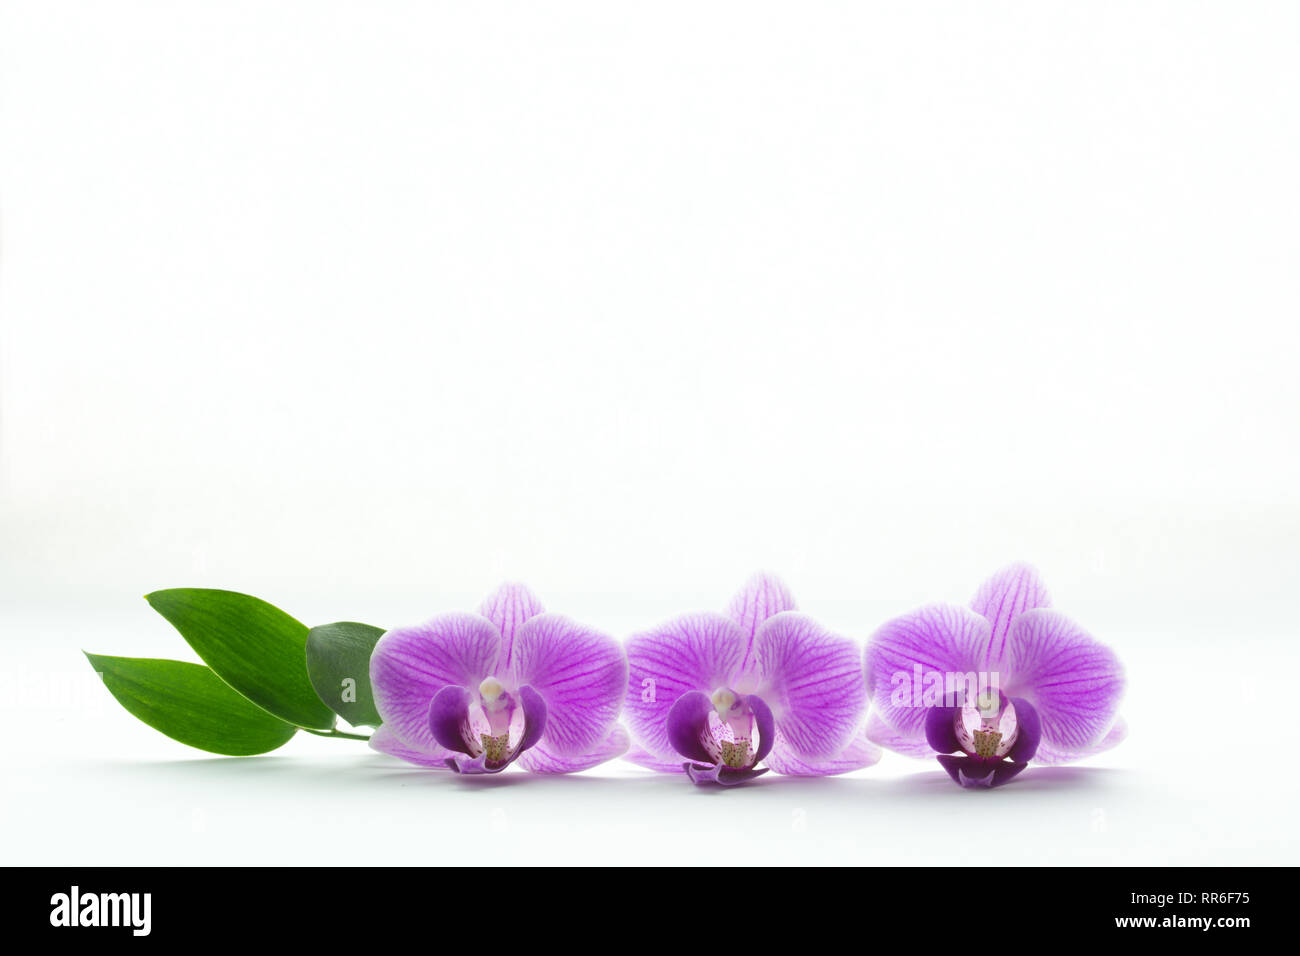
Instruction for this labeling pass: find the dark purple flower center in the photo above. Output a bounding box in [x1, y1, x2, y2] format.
[953, 689, 1020, 760]
[925, 689, 1042, 789]
[430, 676, 548, 774]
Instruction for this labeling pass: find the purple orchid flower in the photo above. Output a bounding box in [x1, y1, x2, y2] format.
[624, 573, 880, 787]
[368, 583, 629, 774]
[864, 563, 1126, 788]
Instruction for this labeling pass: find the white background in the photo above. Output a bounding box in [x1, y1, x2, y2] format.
[2, 2, 1296, 865]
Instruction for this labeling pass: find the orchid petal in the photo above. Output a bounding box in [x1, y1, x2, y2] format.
[864, 603, 989, 745]
[725, 571, 797, 673]
[864, 712, 936, 758]
[623, 743, 688, 773]
[1005, 608, 1124, 755]
[509, 613, 626, 756]
[765, 729, 882, 776]
[367, 723, 455, 769]
[478, 582, 544, 669]
[369, 613, 501, 753]
[624, 612, 748, 760]
[970, 562, 1052, 668]
[751, 611, 864, 758]
[516, 724, 630, 774]
[1032, 715, 1128, 765]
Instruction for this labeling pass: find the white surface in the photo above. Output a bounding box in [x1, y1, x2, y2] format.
[2, 4, 1297, 865]
[2, 607, 1295, 866]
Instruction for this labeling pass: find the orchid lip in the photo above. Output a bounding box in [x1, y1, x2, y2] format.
[684, 763, 770, 786]
[924, 694, 1043, 788]
[666, 689, 776, 786]
[956, 689, 1019, 759]
[430, 682, 549, 774]
[936, 754, 1029, 789]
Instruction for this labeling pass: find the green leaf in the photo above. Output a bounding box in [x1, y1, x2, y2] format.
[144, 588, 336, 731]
[306, 622, 385, 727]
[86, 652, 298, 755]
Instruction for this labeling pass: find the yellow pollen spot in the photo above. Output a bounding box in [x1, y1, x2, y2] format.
[719, 739, 752, 769]
[973, 728, 1003, 758]
[480, 731, 511, 764]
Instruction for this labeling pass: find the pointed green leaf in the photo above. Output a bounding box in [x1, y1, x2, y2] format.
[86, 652, 298, 755]
[306, 622, 385, 727]
[145, 588, 336, 730]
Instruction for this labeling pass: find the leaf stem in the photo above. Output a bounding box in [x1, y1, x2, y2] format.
[304, 727, 372, 741]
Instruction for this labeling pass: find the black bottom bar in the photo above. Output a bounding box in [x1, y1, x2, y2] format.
[8, 866, 1283, 940]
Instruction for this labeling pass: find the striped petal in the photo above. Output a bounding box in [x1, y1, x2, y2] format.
[755, 611, 865, 758]
[623, 743, 688, 774]
[765, 728, 882, 776]
[478, 582, 545, 670]
[1032, 715, 1128, 765]
[864, 604, 990, 746]
[1004, 608, 1125, 756]
[864, 711, 936, 758]
[509, 613, 627, 756]
[369, 613, 501, 753]
[367, 723, 455, 769]
[725, 571, 797, 672]
[970, 563, 1052, 669]
[516, 724, 630, 774]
